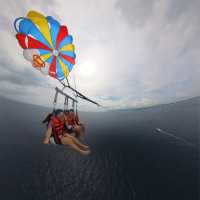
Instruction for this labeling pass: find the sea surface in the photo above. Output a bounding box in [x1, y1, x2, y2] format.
[0, 96, 199, 200]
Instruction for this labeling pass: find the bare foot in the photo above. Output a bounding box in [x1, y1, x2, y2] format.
[82, 145, 90, 150]
[81, 149, 91, 155]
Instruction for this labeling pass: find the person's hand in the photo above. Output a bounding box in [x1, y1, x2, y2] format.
[63, 133, 68, 137]
[43, 138, 49, 144]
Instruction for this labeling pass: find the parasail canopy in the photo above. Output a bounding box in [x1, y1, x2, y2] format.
[14, 10, 76, 81]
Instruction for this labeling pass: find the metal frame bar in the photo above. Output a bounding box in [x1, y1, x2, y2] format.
[59, 80, 100, 107]
[55, 87, 78, 103]
[63, 96, 69, 110]
[53, 90, 59, 104]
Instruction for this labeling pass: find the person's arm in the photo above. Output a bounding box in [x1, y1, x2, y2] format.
[43, 127, 52, 144]
[75, 114, 82, 125]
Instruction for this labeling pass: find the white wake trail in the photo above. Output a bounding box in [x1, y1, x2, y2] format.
[156, 128, 195, 147]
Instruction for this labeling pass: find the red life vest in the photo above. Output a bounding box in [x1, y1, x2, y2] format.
[65, 114, 76, 126]
[51, 116, 65, 144]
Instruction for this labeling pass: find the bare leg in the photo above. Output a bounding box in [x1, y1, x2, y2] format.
[60, 135, 90, 155]
[43, 127, 52, 144]
[67, 134, 89, 150]
[73, 125, 84, 138]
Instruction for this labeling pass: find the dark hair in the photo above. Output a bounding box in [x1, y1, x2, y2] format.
[69, 109, 74, 112]
[54, 109, 64, 116]
[42, 113, 53, 123]
[42, 113, 53, 127]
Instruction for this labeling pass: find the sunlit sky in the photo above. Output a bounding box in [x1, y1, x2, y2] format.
[0, 0, 199, 111]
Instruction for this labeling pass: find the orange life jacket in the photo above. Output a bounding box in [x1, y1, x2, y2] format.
[51, 116, 65, 144]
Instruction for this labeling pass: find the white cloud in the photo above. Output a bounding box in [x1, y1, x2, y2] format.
[0, 0, 199, 111]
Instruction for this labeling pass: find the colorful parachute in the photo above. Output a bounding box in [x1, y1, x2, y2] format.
[14, 10, 76, 81]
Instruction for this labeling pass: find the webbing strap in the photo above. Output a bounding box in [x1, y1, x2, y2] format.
[72, 100, 75, 109]
[64, 96, 68, 110]
[53, 90, 58, 110]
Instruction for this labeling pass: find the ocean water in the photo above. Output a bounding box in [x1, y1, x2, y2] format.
[0, 97, 198, 200]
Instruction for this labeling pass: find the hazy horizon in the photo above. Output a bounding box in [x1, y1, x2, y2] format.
[0, 93, 199, 112]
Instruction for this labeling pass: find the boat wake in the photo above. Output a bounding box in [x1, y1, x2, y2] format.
[155, 128, 195, 147]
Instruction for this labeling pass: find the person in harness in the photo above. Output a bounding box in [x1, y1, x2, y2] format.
[42, 109, 90, 155]
[64, 109, 85, 138]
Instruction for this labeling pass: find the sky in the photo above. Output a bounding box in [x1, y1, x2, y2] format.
[0, 0, 199, 111]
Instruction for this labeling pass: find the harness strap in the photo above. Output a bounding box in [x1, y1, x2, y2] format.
[64, 96, 68, 110]
[53, 90, 59, 111]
